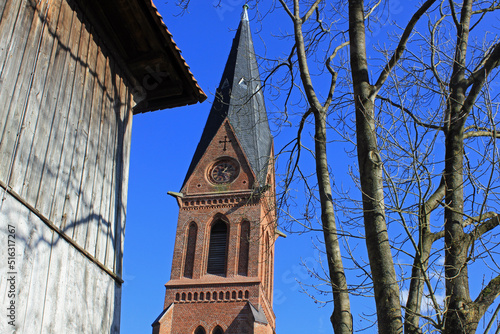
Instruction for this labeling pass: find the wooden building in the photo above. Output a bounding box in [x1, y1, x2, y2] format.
[0, 0, 205, 333]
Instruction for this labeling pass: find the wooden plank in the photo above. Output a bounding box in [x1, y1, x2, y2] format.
[51, 34, 105, 236]
[85, 261, 99, 332]
[81, 42, 108, 257]
[17, 210, 53, 333]
[46, 238, 77, 332]
[99, 62, 126, 268]
[118, 81, 134, 273]
[70, 22, 100, 249]
[105, 67, 124, 270]
[47, 1, 82, 228]
[0, 0, 8, 20]
[0, 0, 43, 184]
[61, 248, 114, 333]
[35, 0, 76, 218]
[111, 279, 122, 332]
[111, 76, 130, 270]
[0, 0, 29, 78]
[57, 18, 90, 238]
[60, 241, 88, 331]
[93, 262, 113, 333]
[39, 220, 72, 333]
[112, 81, 133, 274]
[77, 44, 107, 255]
[11, 3, 65, 331]
[0, 195, 30, 334]
[96, 59, 120, 268]
[9, 0, 59, 195]
[101, 61, 125, 267]
[62, 246, 115, 333]
[19, 0, 64, 204]
[37, 3, 85, 332]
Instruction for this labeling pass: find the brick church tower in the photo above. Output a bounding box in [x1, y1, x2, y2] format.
[152, 6, 280, 334]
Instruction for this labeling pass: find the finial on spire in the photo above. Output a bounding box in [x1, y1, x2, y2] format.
[242, 4, 249, 21]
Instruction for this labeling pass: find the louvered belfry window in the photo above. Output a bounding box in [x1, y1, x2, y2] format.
[207, 220, 228, 275]
[183, 223, 197, 278]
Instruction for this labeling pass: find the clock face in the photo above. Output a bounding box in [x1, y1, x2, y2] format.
[209, 159, 239, 184]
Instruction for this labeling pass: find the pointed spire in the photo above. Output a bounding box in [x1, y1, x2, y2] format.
[182, 5, 272, 189]
[242, 4, 249, 21]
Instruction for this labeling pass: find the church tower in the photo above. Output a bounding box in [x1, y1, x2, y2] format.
[152, 6, 279, 334]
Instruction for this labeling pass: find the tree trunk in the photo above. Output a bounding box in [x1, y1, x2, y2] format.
[404, 232, 434, 334]
[314, 110, 353, 333]
[288, 2, 353, 331]
[405, 182, 445, 333]
[443, 121, 473, 333]
[349, 0, 403, 332]
[443, 1, 474, 332]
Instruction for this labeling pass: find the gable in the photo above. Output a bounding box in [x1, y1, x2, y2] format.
[181, 119, 256, 195]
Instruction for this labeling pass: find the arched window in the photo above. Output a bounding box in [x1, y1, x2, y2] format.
[264, 232, 270, 296]
[195, 326, 206, 334]
[212, 326, 224, 334]
[238, 220, 250, 276]
[183, 223, 198, 278]
[207, 220, 227, 276]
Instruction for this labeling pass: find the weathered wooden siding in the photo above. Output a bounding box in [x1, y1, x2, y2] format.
[0, 0, 134, 332]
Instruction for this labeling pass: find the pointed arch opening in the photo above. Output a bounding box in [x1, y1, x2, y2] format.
[265, 230, 273, 301]
[184, 222, 198, 278]
[194, 326, 206, 334]
[238, 220, 250, 276]
[212, 326, 224, 334]
[264, 231, 270, 296]
[207, 220, 228, 276]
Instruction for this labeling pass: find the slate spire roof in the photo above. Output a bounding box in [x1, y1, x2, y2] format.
[182, 5, 272, 188]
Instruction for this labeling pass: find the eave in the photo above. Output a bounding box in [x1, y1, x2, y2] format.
[74, 0, 206, 113]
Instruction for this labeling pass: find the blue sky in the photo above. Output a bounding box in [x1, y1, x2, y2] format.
[120, 1, 500, 333]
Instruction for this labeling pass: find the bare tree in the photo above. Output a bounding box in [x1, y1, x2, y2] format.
[268, 0, 500, 333]
[177, 0, 500, 332]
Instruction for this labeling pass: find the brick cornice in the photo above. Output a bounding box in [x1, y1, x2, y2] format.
[165, 276, 261, 288]
[180, 190, 263, 210]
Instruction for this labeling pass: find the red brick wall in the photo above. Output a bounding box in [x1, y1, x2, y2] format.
[156, 119, 277, 334]
[163, 302, 253, 334]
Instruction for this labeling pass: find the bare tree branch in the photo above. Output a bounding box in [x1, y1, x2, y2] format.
[301, 0, 322, 23]
[371, 0, 438, 97]
[465, 43, 500, 88]
[483, 303, 500, 334]
[324, 41, 349, 110]
[468, 213, 500, 240]
[474, 275, 500, 321]
[377, 95, 444, 131]
[464, 129, 500, 139]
